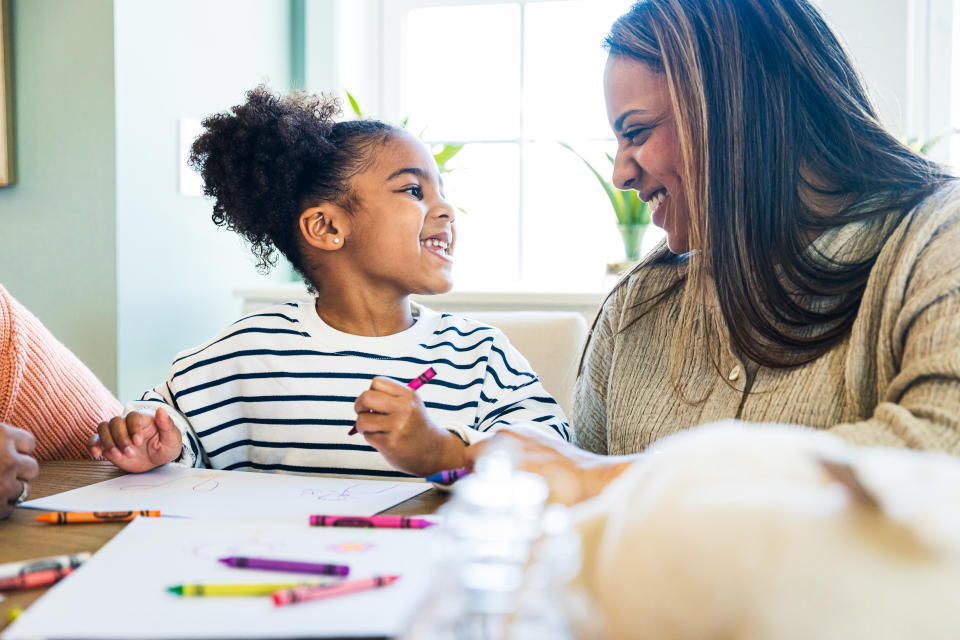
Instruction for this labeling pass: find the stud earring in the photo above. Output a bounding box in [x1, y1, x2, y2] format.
[333, 238, 340, 244]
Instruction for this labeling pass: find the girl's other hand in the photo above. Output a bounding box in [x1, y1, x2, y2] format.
[353, 377, 467, 477]
[87, 408, 182, 473]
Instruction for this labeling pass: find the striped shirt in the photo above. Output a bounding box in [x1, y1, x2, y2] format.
[127, 301, 570, 479]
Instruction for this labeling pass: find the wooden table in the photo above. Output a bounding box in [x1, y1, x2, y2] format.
[0, 461, 448, 632]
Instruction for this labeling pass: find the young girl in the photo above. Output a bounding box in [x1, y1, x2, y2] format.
[87, 87, 570, 480]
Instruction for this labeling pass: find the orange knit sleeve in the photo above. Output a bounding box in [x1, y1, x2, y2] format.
[0, 285, 123, 460]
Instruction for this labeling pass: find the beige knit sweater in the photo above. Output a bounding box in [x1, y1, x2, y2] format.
[0, 285, 122, 460]
[573, 181, 960, 455]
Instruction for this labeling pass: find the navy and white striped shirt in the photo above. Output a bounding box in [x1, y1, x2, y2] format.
[127, 301, 570, 479]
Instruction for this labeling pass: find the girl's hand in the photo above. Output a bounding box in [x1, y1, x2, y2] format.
[87, 408, 182, 473]
[353, 377, 467, 477]
[463, 425, 636, 505]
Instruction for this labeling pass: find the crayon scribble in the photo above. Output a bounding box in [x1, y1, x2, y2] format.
[300, 483, 399, 502]
[191, 537, 285, 560]
[119, 474, 224, 493]
[328, 542, 375, 553]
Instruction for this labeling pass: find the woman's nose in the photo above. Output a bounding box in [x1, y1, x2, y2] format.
[612, 150, 640, 191]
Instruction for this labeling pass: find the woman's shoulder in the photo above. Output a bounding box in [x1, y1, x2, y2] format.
[885, 179, 960, 264]
[596, 242, 688, 329]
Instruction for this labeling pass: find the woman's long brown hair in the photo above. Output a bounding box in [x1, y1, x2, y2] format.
[590, 0, 953, 392]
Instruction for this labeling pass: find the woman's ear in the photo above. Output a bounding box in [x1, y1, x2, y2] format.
[299, 205, 347, 250]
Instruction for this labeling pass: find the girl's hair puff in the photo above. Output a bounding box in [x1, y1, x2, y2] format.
[188, 85, 397, 289]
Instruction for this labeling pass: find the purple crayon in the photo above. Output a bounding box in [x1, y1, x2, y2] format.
[218, 556, 350, 577]
[425, 466, 473, 485]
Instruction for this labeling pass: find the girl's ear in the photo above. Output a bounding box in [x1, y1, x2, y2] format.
[299, 205, 348, 250]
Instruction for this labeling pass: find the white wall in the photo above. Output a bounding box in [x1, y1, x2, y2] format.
[114, 0, 294, 401]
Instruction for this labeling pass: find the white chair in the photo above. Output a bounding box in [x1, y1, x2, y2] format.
[465, 311, 589, 420]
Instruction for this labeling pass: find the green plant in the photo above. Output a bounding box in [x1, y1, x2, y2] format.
[345, 91, 464, 173]
[560, 142, 650, 262]
[906, 127, 960, 155]
[559, 142, 650, 227]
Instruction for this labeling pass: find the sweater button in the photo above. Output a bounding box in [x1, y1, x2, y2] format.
[728, 365, 742, 381]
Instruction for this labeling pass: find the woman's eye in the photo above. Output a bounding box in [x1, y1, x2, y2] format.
[401, 185, 423, 199]
[624, 127, 651, 145]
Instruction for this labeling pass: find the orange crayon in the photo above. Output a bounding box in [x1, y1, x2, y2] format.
[35, 510, 161, 524]
[0, 567, 73, 591]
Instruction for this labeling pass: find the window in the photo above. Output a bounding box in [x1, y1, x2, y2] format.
[375, 0, 662, 292]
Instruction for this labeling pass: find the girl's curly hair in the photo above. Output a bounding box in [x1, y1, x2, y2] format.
[188, 85, 396, 288]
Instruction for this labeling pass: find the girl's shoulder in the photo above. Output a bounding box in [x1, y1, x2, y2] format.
[169, 301, 310, 372]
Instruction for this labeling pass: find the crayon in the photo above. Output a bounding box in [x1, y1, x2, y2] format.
[407, 367, 436, 391]
[272, 575, 400, 607]
[167, 580, 338, 597]
[349, 366, 438, 435]
[0, 567, 73, 591]
[425, 466, 472, 485]
[218, 556, 349, 577]
[34, 510, 161, 524]
[308, 514, 433, 529]
[0, 552, 91, 581]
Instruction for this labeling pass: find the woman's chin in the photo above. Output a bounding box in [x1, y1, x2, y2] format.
[666, 232, 690, 255]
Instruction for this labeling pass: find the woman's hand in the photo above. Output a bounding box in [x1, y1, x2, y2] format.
[0, 424, 40, 519]
[353, 377, 467, 477]
[464, 425, 636, 505]
[87, 408, 183, 473]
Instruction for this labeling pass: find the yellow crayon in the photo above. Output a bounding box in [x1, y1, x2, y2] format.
[167, 580, 337, 597]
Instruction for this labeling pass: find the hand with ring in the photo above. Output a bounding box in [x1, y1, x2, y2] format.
[0, 423, 40, 519]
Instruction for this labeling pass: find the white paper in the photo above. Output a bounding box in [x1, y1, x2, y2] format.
[2, 518, 446, 639]
[21, 465, 430, 520]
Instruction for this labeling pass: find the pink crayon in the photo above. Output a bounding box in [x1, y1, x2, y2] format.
[349, 366, 438, 435]
[309, 514, 434, 529]
[272, 575, 400, 606]
[407, 367, 436, 391]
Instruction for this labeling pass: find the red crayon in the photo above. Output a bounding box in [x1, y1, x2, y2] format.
[308, 514, 433, 529]
[0, 567, 74, 591]
[272, 575, 399, 606]
[349, 366, 438, 435]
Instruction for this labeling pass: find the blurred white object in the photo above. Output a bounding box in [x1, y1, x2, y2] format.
[574, 421, 960, 640]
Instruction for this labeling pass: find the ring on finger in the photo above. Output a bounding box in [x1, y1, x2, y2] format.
[16, 480, 29, 504]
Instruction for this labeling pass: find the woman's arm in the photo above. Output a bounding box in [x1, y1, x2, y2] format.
[1, 285, 122, 460]
[829, 201, 960, 451]
[572, 282, 629, 455]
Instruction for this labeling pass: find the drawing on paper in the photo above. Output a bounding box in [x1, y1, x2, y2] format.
[300, 483, 399, 502]
[328, 542, 376, 553]
[118, 473, 224, 493]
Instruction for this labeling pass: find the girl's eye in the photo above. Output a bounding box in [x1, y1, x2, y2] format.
[400, 185, 423, 199]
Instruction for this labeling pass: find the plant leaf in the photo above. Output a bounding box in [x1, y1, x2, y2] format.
[919, 127, 960, 155]
[560, 142, 630, 225]
[433, 144, 464, 172]
[345, 90, 363, 118]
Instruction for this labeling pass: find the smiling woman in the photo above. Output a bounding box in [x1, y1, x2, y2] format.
[466, 0, 960, 500]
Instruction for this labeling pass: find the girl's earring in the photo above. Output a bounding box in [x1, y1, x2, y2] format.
[333, 238, 340, 244]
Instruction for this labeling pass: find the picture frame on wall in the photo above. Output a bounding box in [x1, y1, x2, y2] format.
[0, 0, 14, 187]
